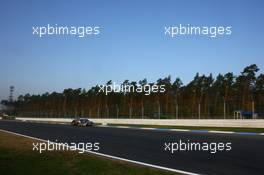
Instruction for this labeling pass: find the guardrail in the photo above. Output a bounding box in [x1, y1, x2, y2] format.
[15, 117, 264, 128]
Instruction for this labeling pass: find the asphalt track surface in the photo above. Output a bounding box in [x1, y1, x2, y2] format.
[0, 120, 263, 175]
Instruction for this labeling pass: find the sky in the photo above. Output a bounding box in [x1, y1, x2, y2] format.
[0, 0, 264, 100]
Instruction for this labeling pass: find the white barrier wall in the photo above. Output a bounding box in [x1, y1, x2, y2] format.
[16, 117, 264, 128]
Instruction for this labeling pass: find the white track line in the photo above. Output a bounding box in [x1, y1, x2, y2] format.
[114, 126, 130, 129]
[170, 129, 190, 132]
[208, 131, 234, 134]
[0, 128, 199, 175]
[141, 127, 156, 130]
[98, 125, 264, 136]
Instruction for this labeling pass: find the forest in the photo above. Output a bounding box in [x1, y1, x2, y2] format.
[7, 64, 264, 119]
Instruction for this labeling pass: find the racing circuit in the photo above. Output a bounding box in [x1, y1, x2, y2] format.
[0, 120, 263, 175]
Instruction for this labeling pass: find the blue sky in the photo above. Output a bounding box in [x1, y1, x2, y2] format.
[0, 0, 264, 100]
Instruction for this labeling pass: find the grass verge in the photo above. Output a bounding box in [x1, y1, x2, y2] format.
[0, 131, 177, 175]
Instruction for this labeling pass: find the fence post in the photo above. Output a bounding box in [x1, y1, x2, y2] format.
[224, 101, 226, 119]
[198, 103, 201, 119]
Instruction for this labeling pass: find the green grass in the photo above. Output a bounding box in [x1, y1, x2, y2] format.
[0, 131, 177, 175]
[107, 124, 264, 133]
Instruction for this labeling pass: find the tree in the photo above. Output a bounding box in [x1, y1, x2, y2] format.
[14, 64, 264, 119]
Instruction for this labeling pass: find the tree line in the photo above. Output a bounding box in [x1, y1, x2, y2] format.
[10, 64, 264, 119]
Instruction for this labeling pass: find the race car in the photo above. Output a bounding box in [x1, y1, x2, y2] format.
[71, 118, 94, 127]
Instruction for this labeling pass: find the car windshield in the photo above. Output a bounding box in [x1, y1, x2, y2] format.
[80, 119, 88, 123]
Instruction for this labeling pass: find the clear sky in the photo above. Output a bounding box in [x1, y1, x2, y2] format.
[0, 0, 264, 100]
